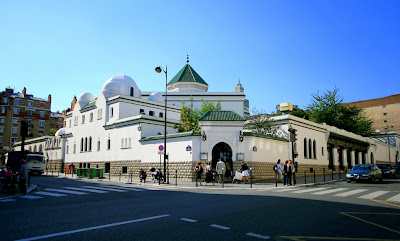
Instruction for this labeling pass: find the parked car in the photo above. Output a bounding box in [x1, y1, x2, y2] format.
[375, 164, 396, 178]
[346, 164, 383, 183]
[395, 162, 400, 174]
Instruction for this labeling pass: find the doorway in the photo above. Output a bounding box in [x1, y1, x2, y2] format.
[211, 142, 233, 177]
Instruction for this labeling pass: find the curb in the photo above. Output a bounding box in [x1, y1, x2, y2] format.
[0, 184, 38, 201]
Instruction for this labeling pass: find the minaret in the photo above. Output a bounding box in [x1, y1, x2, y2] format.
[235, 79, 244, 92]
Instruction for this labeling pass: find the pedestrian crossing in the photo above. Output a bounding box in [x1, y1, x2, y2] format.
[0, 185, 147, 202]
[268, 186, 400, 203]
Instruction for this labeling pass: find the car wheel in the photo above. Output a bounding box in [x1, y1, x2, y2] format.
[347, 180, 351, 183]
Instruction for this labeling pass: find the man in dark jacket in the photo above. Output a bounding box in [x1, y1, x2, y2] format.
[18, 159, 28, 194]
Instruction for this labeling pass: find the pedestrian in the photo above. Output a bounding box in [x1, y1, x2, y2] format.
[216, 159, 226, 183]
[241, 161, 250, 184]
[18, 159, 28, 194]
[288, 160, 294, 185]
[194, 161, 203, 185]
[274, 159, 283, 183]
[283, 160, 289, 186]
[205, 162, 215, 186]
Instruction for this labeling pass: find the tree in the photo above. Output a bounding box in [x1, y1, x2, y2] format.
[173, 98, 222, 134]
[244, 108, 279, 136]
[307, 88, 373, 136]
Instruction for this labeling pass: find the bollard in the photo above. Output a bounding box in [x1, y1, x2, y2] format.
[275, 172, 277, 188]
[72, 168, 74, 177]
[222, 168, 224, 188]
[109, 170, 111, 181]
[196, 169, 198, 187]
[313, 170, 316, 183]
[323, 168, 325, 182]
[175, 169, 178, 187]
[58, 169, 59, 177]
[65, 167, 66, 177]
[28, 170, 31, 186]
[331, 169, 334, 180]
[52, 169, 53, 176]
[119, 172, 121, 182]
[250, 168, 252, 188]
[339, 169, 341, 179]
[159, 171, 161, 185]
[304, 171, 306, 184]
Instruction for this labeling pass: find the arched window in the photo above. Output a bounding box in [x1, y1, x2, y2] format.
[304, 138, 307, 158]
[313, 140, 317, 159]
[97, 140, 100, 151]
[308, 139, 312, 159]
[81, 138, 84, 152]
[125, 138, 128, 148]
[89, 137, 92, 151]
[29, 146, 32, 152]
[39, 144, 43, 152]
[85, 137, 88, 152]
[149, 111, 154, 116]
[370, 153, 374, 164]
[33, 145, 37, 152]
[111, 107, 114, 117]
[130, 87, 134, 97]
[107, 138, 111, 150]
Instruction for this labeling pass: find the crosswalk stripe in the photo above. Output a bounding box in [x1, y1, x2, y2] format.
[387, 193, 400, 202]
[64, 187, 109, 193]
[35, 191, 68, 197]
[311, 188, 348, 195]
[81, 186, 127, 192]
[292, 188, 328, 194]
[102, 186, 144, 192]
[45, 188, 89, 195]
[20, 195, 43, 199]
[359, 191, 390, 199]
[334, 189, 368, 197]
[273, 187, 299, 192]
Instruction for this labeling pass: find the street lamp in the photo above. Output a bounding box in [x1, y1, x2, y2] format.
[385, 125, 393, 165]
[155, 65, 168, 183]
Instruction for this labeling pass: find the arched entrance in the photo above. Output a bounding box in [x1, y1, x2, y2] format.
[211, 142, 233, 177]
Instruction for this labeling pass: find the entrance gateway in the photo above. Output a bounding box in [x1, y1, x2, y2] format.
[211, 142, 233, 177]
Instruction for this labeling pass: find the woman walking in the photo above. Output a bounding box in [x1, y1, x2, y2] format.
[241, 161, 250, 184]
[194, 161, 204, 185]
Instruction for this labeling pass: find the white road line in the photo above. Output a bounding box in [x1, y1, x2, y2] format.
[387, 193, 400, 202]
[210, 224, 231, 230]
[0, 199, 16, 202]
[103, 186, 145, 192]
[292, 188, 328, 194]
[334, 189, 368, 197]
[15, 214, 170, 241]
[311, 188, 348, 195]
[246, 232, 271, 240]
[273, 187, 299, 192]
[19, 195, 43, 199]
[45, 188, 89, 195]
[180, 218, 198, 223]
[359, 191, 390, 199]
[35, 191, 68, 197]
[80, 186, 127, 192]
[64, 187, 109, 193]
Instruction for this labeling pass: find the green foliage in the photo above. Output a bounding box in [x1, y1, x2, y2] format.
[173, 98, 222, 134]
[273, 104, 310, 120]
[307, 88, 373, 136]
[245, 108, 279, 136]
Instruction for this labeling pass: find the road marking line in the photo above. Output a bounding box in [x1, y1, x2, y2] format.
[371, 199, 400, 208]
[45, 188, 89, 195]
[340, 212, 400, 235]
[246, 232, 270, 239]
[292, 188, 328, 193]
[180, 218, 198, 223]
[63, 187, 109, 193]
[80, 186, 127, 193]
[334, 189, 368, 197]
[273, 187, 299, 192]
[311, 188, 348, 195]
[280, 235, 399, 240]
[103, 186, 144, 192]
[358, 191, 390, 199]
[387, 193, 400, 202]
[34, 191, 68, 197]
[15, 214, 170, 241]
[19, 195, 43, 199]
[0, 198, 16, 202]
[210, 224, 231, 230]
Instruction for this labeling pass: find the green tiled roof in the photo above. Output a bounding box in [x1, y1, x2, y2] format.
[199, 110, 246, 121]
[243, 132, 288, 142]
[140, 132, 200, 142]
[168, 64, 208, 85]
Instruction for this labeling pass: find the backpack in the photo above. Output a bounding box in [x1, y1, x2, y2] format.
[273, 164, 277, 171]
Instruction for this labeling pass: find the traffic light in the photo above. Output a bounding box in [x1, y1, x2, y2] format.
[288, 127, 297, 142]
[20, 120, 28, 137]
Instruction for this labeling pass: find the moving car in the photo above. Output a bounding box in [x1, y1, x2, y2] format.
[346, 164, 383, 183]
[395, 162, 400, 174]
[375, 164, 396, 179]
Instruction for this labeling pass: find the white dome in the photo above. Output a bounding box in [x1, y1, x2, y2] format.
[78, 92, 95, 108]
[55, 128, 67, 136]
[148, 92, 164, 102]
[101, 74, 141, 98]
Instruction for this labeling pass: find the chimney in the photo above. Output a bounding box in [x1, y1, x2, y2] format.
[48, 94, 52, 102]
[5, 88, 14, 94]
[71, 96, 77, 111]
[22, 87, 27, 96]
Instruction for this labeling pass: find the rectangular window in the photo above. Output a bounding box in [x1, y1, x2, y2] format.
[39, 120, 45, 127]
[74, 116, 78, 126]
[98, 109, 102, 120]
[66, 144, 69, 154]
[40, 111, 45, 117]
[1, 108, 5, 114]
[14, 99, 20, 105]
[159, 113, 163, 118]
[73, 144, 76, 154]
[97, 141, 100, 151]
[0, 118, 4, 123]
[14, 108, 19, 115]
[38, 133, 43, 137]
[69, 119, 71, 128]
[26, 110, 33, 115]
[122, 166, 128, 173]
[107, 139, 111, 150]
[28, 101, 33, 107]
[12, 128, 18, 135]
[0, 127, 3, 134]
[140, 109, 144, 114]
[11, 138, 17, 144]
[0, 137, 2, 144]
[90, 113, 93, 122]
[383, 113, 387, 115]
[13, 118, 18, 125]
[3, 97, 7, 104]
[82, 115, 85, 124]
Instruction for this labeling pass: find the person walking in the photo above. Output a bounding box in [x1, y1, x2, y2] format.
[18, 159, 28, 194]
[241, 161, 250, 184]
[274, 159, 283, 183]
[216, 159, 226, 184]
[288, 160, 295, 185]
[205, 162, 215, 186]
[283, 160, 289, 186]
[194, 161, 203, 185]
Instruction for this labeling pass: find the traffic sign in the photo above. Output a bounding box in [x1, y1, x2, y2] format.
[158, 145, 164, 151]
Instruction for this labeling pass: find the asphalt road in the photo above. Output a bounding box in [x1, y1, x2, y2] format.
[1, 175, 400, 241]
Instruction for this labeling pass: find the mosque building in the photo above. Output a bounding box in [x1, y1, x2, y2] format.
[13, 60, 399, 180]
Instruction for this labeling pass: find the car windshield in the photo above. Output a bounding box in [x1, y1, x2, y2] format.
[376, 164, 391, 169]
[352, 165, 372, 171]
[26, 156, 45, 163]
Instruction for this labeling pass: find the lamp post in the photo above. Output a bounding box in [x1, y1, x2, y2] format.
[155, 65, 168, 183]
[385, 125, 393, 165]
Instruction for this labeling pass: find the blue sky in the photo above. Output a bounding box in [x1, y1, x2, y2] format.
[1, 0, 399, 113]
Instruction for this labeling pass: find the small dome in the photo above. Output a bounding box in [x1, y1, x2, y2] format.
[55, 128, 67, 136]
[148, 92, 164, 102]
[78, 92, 95, 108]
[101, 74, 141, 98]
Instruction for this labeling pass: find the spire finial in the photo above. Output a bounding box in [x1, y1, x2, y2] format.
[186, 54, 189, 63]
